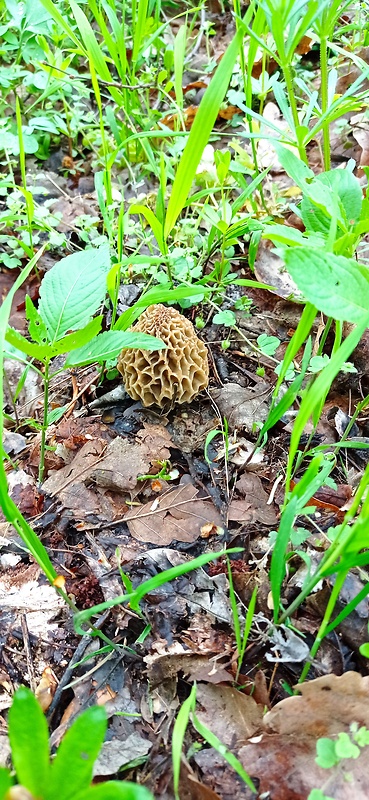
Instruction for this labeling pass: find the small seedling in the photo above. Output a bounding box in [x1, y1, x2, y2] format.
[0, 686, 153, 800]
[4, 246, 165, 482]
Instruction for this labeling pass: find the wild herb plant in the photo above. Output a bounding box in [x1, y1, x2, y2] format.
[4, 245, 165, 482]
[0, 686, 153, 800]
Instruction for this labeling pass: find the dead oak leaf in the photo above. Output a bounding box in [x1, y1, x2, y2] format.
[238, 671, 369, 800]
[196, 683, 264, 748]
[228, 473, 277, 526]
[124, 482, 223, 545]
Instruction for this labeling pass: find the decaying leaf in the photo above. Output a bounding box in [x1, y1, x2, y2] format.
[228, 473, 277, 526]
[124, 481, 223, 545]
[238, 672, 369, 800]
[196, 683, 264, 747]
[210, 383, 270, 432]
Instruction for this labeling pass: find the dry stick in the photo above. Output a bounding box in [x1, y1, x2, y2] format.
[21, 614, 36, 693]
[47, 609, 111, 722]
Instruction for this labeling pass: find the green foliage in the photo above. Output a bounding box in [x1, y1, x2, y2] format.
[1, 687, 153, 800]
[4, 247, 165, 481]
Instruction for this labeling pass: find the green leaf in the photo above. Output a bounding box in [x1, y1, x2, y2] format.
[50, 317, 103, 356]
[257, 333, 280, 356]
[6, 318, 103, 361]
[129, 205, 165, 253]
[164, 25, 244, 238]
[212, 309, 236, 326]
[315, 737, 339, 769]
[8, 687, 50, 795]
[65, 330, 165, 367]
[301, 168, 363, 233]
[5, 327, 51, 360]
[0, 767, 12, 798]
[26, 295, 49, 344]
[114, 284, 209, 331]
[38, 246, 111, 342]
[46, 706, 107, 800]
[273, 143, 314, 187]
[284, 248, 369, 323]
[74, 782, 154, 800]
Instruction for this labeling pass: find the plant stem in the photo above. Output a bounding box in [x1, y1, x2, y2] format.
[320, 36, 330, 171]
[39, 358, 50, 485]
[281, 62, 308, 165]
[298, 570, 347, 683]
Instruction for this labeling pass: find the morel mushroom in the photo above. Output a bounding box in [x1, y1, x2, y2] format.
[117, 304, 209, 407]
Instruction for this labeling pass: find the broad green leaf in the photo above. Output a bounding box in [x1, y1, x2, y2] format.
[6, 318, 103, 360]
[284, 248, 369, 323]
[164, 25, 244, 238]
[6, 327, 51, 360]
[8, 688, 50, 796]
[46, 707, 107, 800]
[50, 317, 103, 356]
[262, 224, 325, 248]
[65, 330, 165, 367]
[301, 168, 362, 234]
[273, 143, 314, 187]
[74, 782, 154, 800]
[38, 246, 111, 342]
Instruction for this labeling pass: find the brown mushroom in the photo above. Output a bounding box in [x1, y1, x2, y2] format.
[117, 304, 209, 407]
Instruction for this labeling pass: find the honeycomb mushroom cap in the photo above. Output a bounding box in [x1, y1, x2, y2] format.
[117, 304, 209, 407]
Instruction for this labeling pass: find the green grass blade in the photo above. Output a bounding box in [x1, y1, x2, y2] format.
[172, 685, 196, 800]
[164, 25, 244, 238]
[0, 250, 57, 583]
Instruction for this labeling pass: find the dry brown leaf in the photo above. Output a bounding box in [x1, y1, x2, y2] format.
[146, 645, 233, 687]
[90, 431, 170, 491]
[124, 482, 223, 544]
[210, 383, 270, 432]
[228, 473, 277, 525]
[238, 672, 369, 800]
[196, 684, 263, 747]
[255, 238, 303, 300]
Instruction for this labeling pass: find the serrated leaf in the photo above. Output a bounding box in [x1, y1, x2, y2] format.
[284, 248, 369, 323]
[8, 687, 50, 795]
[6, 318, 103, 361]
[6, 327, 51, 360]
[65, 330, 165, 368]
[26, 296, 49, 344]
[38, 246, 111, 342]
[50, 317, 103, 357]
